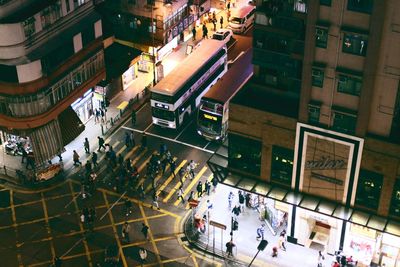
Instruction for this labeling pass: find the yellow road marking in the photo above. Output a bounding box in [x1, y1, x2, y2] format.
[67, 182, 92, 266]
[10, 191, 23, 267]
[102, 191, 128, 267]
[139, 204, 163, 266]
[144, 157, 177, 193]
[134, 153, 154, 190]
[192, 254, 199, 267]
[153, 160, 187, 195]
[40, 193, 56, 260]
[124, 145, 139, 160]
[163, 170, 192, 203]
[174, 166, 207, 206]
[117, 143, 127, 155]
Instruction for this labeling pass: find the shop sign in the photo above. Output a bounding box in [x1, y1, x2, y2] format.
[209, 220, 227, 230]
[184, 17, 188, 28]
[305, 156, 346, 170]
[351, 224, 376, 239]
[311, 172, 344, 185]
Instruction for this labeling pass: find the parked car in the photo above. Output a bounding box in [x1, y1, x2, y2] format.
[212, 29, 233, 44]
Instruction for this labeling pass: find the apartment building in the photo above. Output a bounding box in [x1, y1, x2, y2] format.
[0, 0, 105, 164]
[208, 0, 400, 265]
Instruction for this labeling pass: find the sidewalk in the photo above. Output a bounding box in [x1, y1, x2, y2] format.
[184, 183, 337, 267]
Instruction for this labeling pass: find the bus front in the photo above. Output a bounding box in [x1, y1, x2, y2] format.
[150, 92, 177, 129]
[197, 99, 224, 140]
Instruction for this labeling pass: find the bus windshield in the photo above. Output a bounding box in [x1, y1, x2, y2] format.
[152, 108, 175, 121]
[151, 92, 173, 104]
[198, 110, 222, 134]
[230, 17, 244, 24]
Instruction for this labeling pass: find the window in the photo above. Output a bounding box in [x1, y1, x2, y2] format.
[229, 134, 261, 175]
[347, 0, 373, 14]
[355, 169, 383, 211]
[308, 105, 320, 124]
[337, 74, 362, 96]
[81, 24, 95, 47]
[312, 68, 324, 87]
[65, 0, 70, 12]
[332, 111, 357, 134]
[316, 27, 328, 48]
[23, 17, 35, 38]
[73, 0, 85, 8]
[343, 33, 367, 56]
[320, 0, 331, 6]
[294, 0, 307, 13]
[390, 179, 400, 217]
[271, 146, 293, 187]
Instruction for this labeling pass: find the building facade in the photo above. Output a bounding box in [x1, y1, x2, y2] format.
[208, 0, 400, 266]
[0, 0, 105, 164]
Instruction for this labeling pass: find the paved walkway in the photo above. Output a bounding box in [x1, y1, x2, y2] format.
[185, 183, 337, 267]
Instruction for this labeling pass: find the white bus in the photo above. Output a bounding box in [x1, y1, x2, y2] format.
[197, 48, 253, 141]
[150, 39, 228, 129]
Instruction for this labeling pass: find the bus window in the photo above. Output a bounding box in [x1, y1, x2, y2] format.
[152, 108, 175, 121]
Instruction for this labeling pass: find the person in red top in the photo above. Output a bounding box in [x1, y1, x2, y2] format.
[332, 261, 340, 267]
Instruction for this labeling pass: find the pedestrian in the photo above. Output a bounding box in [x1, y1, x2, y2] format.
[207, 200, 213, 213]
[53, 256, 62, 267]
[97, 136, 106, 151]
[317, 250, 325, 267]
[238, 190, 245, 212]
[178, 167, 185, 184]
[125, 132, 131, 148]
[131, 109, 136, 126]
[73, 150, 82, 166]
[84, 138, 90, 154]
[141, 223, 149, 240]
[139, 248, 147, 266]
[279, 230, 287, 251]
[212, 176, 218, 191]
[189, 160, 197, 179]
[177, 186, 185, 203]
[272, 246, 278, 257]
[212, 18, 216, 31]
[232, 205, 240, 221]
[227, 1, 231, 10]
[196, 181, 203, 198]
[141, 133, 147, 148]
[95, 108, 100, 123]
[226, 239, 235, 257]
[151, 191, 160, 210]
[228, 191, 234, 209]
[192, 27, 196, 41]
[256, 224, 265, 240]
[187, 191, 194, 202]
[170, 160, 176, 178]
[220, 16, 224, 29]
[85, 160, 92, 176]
[130, 131, 135, 147]
[245, 192, 251, 208]
[124, 199, 132, 216]
[91, 152, 98, 167]
[161, 157, 168, 175]
[202, 24, 208, 39]
[122, 221, 131, 243]
[100, 108, 105, 123]
[204, 180, 211, 195]
[138, 183, 145, 199]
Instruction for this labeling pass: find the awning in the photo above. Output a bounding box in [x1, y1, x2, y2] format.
[207, 140, 400, 237]
[104, 42, 142, 81]
[29, 119, 64, 164]
[58, 106, 85, 146]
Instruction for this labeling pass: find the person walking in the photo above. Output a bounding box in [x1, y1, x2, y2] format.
[189, 160, 197, 179]
[170, 160, 176, 178]
[124, 199, 132, 217]
[187, 191, 194, 202]
[151, 191, 160, 210]
[91, 152, 98, 167]
[130, 131, 135, 147]
[139, 248, 147, 267]
[226, 1, 231, 10]
[317, 250, 325, 267]
[196, 181, 203, 198]
[141, 223, 149, 240]
[178, 167, 185, 184]
[232, 205, 241, 221]
[94, 108, 100, 123]
[212, 176, 218, 192]
[192, 27, 197, 41]
[212, 18, 217, 31]
[220, 16, 224, 29]
[100, 108, 105, 123]
[228, 191, 234, 209]
[141, 133, 147, 148]
[204, 180, 211, 196]
[202, 24, 208, 39]
[256, 224, 265, 240]
[138, 183, 145, 199]
[131, 109, 136, 126]
[73, 150, 82, 166]
[226, 239, 235, 257]
[125, 132, 131, 148]
[97, 136, 106, 151]
[238, 190, 245, 212]
[177, 186, 185, 203]
[279, 230, 287, 251]
[84, 138, 90, 154]
[122, 221, 131, 243]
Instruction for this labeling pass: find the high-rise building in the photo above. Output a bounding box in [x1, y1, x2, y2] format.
[208, 0, 400, 265]
[0, 0, 105, 164]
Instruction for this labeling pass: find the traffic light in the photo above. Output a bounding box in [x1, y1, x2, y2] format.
[232, 220, 238, 231]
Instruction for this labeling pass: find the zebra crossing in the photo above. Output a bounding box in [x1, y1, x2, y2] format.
[62, 134, 213, 209]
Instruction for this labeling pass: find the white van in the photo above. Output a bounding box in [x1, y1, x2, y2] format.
[227, 5, 256, 34]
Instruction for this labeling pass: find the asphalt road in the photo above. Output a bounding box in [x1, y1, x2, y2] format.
[0, 28, 252, 267]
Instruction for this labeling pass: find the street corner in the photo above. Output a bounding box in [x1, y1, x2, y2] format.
[156, 237, 189, 262]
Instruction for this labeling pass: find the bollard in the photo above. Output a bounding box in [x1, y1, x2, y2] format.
[3, 165, 6, 176]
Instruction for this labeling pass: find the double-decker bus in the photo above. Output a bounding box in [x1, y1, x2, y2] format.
[197, 48, 253, 141]
[150, 39, 228, 129]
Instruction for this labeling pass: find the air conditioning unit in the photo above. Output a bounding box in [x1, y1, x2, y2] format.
[312, 69, 321, 77]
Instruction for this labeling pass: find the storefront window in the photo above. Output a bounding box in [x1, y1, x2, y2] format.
[271, 146, 293, 187]
[355, 169, 383, 211]
[228, 134, 261, 176]
[389, 178, 400, 217]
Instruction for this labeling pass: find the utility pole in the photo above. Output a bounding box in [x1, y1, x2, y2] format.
[151, 1, 157, 86]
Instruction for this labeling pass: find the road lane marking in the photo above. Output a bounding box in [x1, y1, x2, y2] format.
[139, 204, 163, 266]
[102, 191, 128, 267]
[174, 120, 193, 141]
[10, 191, 23, 266]
[124, 145, 140, 160]
[144, 156, 177, 193]
[121, 126, 214, 154]
[40, 192, 57, 261]
[154, 160, 187, 195]
[174, 166, 207, 206]
[185, 173, 213, 209]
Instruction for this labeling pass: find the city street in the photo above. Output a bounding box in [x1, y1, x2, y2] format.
[0, 17, 254, 267]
